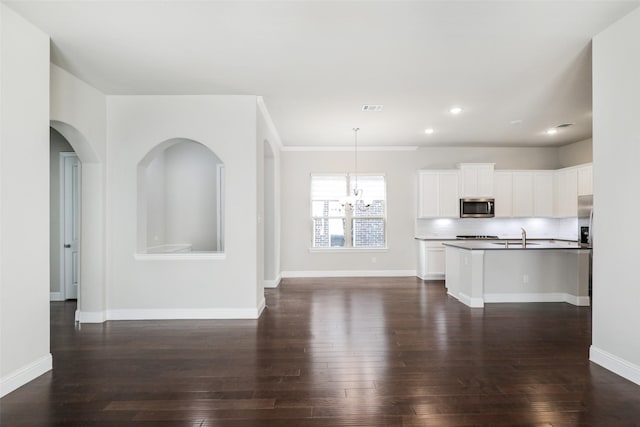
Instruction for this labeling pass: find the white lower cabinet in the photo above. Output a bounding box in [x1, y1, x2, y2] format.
[418, 240, 446, 280]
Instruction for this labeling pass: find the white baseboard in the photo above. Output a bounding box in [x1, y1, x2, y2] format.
[281, 269, 417, 278]
[257, 297, 266, 316]
[264, 274, 281, 288]
[458, 292, 484, 308]
[590, 346, 640, 386]
[484, 292, 590, 306]
[49, 292, 64, 301]
[106, 307, 263, 321]
[565, 294, 591, 306]
[76, 304, 267, 323]
[418, 273, 445, 280]
[0, 354, 52, 398]
[76, 310, 106, 323]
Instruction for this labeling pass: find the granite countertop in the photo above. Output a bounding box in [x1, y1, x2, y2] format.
[442, 240, 587, 250]
[414, 236, 460, 241]
[414, 236, 576, 242]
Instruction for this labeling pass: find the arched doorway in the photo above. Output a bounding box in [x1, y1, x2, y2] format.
[49, 120, 103, 322]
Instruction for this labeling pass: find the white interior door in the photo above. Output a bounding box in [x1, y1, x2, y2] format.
[61, 153, 80, 300]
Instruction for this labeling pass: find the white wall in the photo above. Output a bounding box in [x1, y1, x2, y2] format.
[0, 4, 51, 397]
[164, 141, 220, 251]
[257, 99, 281, 288]
[144, 149, 166, 248]
[107, 95, 261, 317]
[264, 148, 276, 279]
[591, 7, 640, 385]
[49, 128, 74, 296]
[50, 64, 106, 322]
[280, 146, 564, 275]
[557, 138, 593, 168]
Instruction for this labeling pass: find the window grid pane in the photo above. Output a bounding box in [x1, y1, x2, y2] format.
[352, 218, 385, 247]
[311, 174, 385, 248]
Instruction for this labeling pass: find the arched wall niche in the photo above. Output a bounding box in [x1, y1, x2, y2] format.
[137, 138, 225, 254]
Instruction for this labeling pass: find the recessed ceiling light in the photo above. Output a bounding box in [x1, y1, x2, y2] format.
[449, 106, 463, 115]
[510, 119, 523, 125]
[424, 128, 434, 135]
[546, 128, 558, 135]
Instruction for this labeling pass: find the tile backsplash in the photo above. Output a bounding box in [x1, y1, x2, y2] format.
[416, 217, 578, 240]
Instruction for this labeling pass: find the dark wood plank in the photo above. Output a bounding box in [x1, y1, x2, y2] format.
[1, 277, 640, 426]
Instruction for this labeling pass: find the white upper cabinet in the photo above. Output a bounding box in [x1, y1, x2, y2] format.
[493, 172, 513, 217]
[416, 163, 591, 219]
[577, 164, 593, 196]
[555, 168, 578, 217]
[533, 172, 554, 217]
[493, 170, 554, 218]
[459, 163, 494, 197]
[417, 170, 459, 218]
[512, 172, 534, 217]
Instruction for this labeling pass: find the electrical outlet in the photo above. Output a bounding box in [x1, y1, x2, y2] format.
[523, 274, 529, 284]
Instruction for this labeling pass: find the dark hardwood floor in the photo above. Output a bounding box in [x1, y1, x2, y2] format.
[2, 277, 640, 426]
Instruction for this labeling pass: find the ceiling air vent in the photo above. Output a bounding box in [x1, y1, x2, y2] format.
[362, 105, 384, 112]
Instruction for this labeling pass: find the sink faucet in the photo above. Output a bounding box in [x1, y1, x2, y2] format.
[521, 227, 527, 247]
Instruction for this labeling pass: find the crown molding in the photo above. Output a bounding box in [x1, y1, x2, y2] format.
[281, 145, 419, 152]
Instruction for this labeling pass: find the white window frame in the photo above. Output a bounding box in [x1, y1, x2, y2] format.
[310, 173, 387, 250]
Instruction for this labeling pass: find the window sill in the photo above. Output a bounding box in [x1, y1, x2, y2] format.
[134, 252, 226, 261]
[309, 247, 388, 253]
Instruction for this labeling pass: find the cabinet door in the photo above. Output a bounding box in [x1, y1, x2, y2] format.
[555, 169, 578, 217]
[493, 172, 513, 217]
[461, 168, 478, 198]
[512, 172, 533, 217]
[418, 172, 438, 218]
[565, 169, 578, 216]
[427, 248, 445, 276]
[439, 172, 460, 217]
[420, 241, 446, 279]
[578, 165, 593, 196]
[460, 164, 494, 197]
[533, 172, 554, 217]
[476, 166, 494, 197]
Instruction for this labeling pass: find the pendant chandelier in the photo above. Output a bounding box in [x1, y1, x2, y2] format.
[341, 127, 368, 209]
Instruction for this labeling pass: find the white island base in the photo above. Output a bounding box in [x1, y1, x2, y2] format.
[445, 243, 591, 308]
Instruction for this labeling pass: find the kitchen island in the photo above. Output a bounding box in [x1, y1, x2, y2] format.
[444, 240, 591, 308]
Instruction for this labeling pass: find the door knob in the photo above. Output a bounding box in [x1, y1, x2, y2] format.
[64, 244, 71, 248]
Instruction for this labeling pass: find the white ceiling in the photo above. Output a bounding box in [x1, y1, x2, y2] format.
[4, 0, 639, 147]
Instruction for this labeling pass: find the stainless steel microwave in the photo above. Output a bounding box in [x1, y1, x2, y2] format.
[460, 198, 495, 218]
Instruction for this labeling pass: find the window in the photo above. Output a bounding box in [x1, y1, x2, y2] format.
[311, 174, 386, 248]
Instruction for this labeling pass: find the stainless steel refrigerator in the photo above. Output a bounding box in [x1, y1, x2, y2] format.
[578, 195, 593, 301]
[578, 195, 593, 248]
